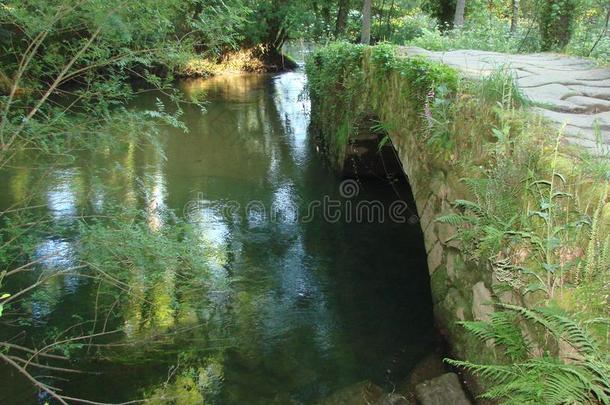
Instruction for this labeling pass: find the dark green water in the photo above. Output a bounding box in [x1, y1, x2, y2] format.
[0, 69, 435, 404]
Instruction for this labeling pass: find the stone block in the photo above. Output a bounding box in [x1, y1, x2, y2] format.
[446, 250, 458, 281]
[436, 221, 457, 247]
[423, 221, 439, 254]
[374, 393, 412, 405]
[472, 281, 494, 322]
[415, 373, 472, 405]
[430, 265, 449, 304]
[427, 241, 444, 274]
[419, 194, 438, 233]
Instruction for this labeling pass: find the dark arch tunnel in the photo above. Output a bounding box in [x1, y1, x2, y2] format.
[325, 113, 448, 387]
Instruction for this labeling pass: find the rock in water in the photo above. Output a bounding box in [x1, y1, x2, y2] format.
[414, 373, 471, 405]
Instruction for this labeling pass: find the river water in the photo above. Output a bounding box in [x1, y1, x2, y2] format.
[0, 67, 435, 404]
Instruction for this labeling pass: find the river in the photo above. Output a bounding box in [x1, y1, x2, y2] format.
[0, 64, 435, 404]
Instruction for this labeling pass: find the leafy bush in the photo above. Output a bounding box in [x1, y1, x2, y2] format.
[305, 42, 367, 161]
[409, 19, 541, 53]
[390, 9, 440, 43]
[567, 7, 610, 65]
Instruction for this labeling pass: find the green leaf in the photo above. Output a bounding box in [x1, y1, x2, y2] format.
[543, 263, 558, 273]
[524, 282, 547, 294]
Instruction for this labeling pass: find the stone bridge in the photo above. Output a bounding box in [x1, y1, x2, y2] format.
[402, 47, 610, 155]
[307, 44, 609, 397]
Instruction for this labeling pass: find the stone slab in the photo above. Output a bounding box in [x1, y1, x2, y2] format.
[415, 373, 472, 405]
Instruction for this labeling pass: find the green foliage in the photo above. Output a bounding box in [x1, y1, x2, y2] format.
[79, 214, 210, 287]
[447, 304, 610, 405]
[369, 43, 460, 155]
[190, 0, 252, 57]
[460, 310, 529, 361]
[539, 0, 578, 51]
[438, 152, 603, 301]
[567, 1, 610, 64]
[305, 42, 367, 163]
[388, 8, 440, 43]
[306, 42, 367, 104]
[436, 191, 520, 263]
[0, 0, 216, 162]
[388, 55, 459, 99]
[405, 0, 610, 62]
[409, 19, 541, 53]
[421, 0, 456, 26]
[578, 184, 609, 283]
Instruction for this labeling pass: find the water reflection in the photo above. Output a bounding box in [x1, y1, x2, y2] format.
[0, 70, 435, 404]
[46, 168, 80, 221]
[144, 164, 167, 232]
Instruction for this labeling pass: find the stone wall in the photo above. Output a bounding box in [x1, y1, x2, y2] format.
[308, 46, 524, 385]
[387, 125, 499, 364]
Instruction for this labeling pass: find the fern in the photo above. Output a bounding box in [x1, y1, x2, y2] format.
[453, 199, 485, 217]
[459, 311, 529, 361]
[446, 306, 610, 404]
[436, 213, 474, 226]
[579, 184, 609, 282]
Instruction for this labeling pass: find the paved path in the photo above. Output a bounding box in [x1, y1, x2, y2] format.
[400, 47, 610, 156]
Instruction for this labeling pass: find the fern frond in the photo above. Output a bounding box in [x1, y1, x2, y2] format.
[450, 305, 610, 405]
[460, 177, 489, 204]
[444, 359, 520, 385]
[453, 199, 485, 216]
[435, 213, 469, 226]
[461, 311, 529, 361]
[536, 307, 598, 357]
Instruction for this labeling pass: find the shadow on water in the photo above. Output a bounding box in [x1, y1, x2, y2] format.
[0, 67, 435, 404]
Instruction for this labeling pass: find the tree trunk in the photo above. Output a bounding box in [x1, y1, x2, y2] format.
[335, 0, 350, 38]
[510, 0, 519, 33]
[361, 0, 372, 44]
[453, 0, 466, 28]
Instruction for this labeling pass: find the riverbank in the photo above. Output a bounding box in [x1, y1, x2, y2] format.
[172, 46, 299, 79]
[0, 45, 299, 99]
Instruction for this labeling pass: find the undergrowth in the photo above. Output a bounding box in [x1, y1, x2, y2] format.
[447, 304, 610, 405]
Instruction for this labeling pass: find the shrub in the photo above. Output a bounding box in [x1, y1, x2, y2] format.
[539, 0, 578, 51]
[390, 10, 440, 43]
[409, 18, 541, 53]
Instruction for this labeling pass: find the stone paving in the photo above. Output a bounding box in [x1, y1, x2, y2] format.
[400, 47, 610, 156]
